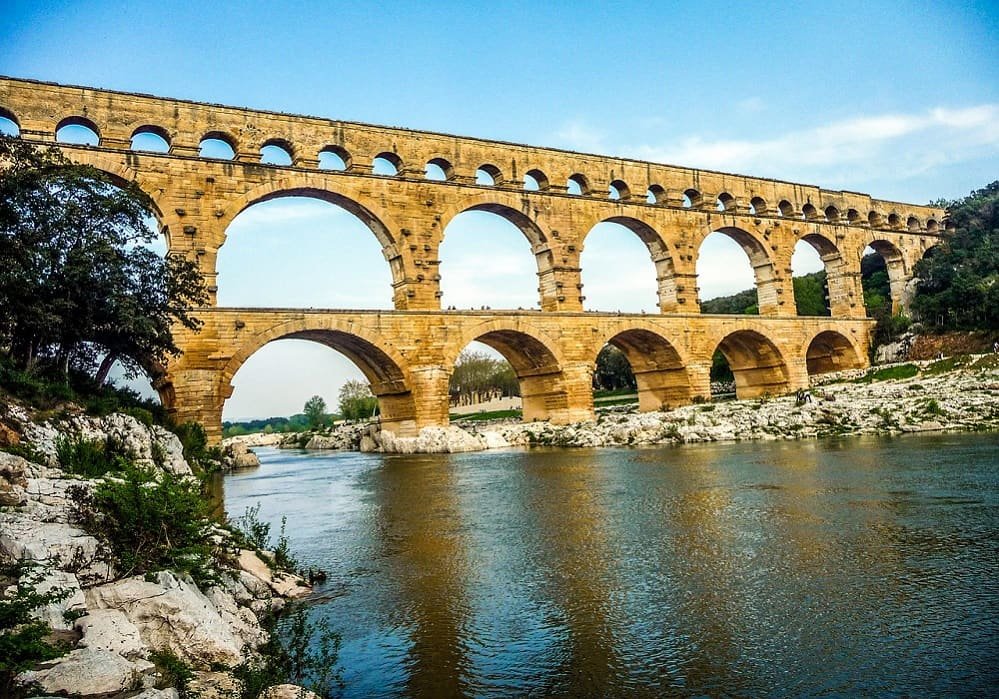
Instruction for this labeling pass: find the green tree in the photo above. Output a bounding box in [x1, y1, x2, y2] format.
[912, 181, 999, 331]
[0, 135, 207, 381]
[338, 380, 378, 420]
[449, 349, 520, 402]
[303, 395, 327, 429]
[592, 345, 636, 391]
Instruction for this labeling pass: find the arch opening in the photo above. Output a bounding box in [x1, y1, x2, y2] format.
[791, 238, 832, 316]
[778, 200, 794, 217]
[260, 141, 293, 166]
[581, 218, 672, 313]
[861, 240, 906, 316]
[647, 185, 666, 205]
[713, 330, 790, 400]
[56, 116, 100, 146]
[697, 227, 775, 315]
[824, 205, 840, 223]
[805, 331, 864, 376]
[439, 207, 545, 310]
[199, 133, 236, 159]
[683, 189, 702, 208]
[749, 197, 767, 215]
[217, 193, 395, 309]
[524, 168, 549, 192]
[223, 333, 414, 435]
[608, 180, 629, 201]
[476, 164, 501, 186]
[597, 329, 692, 411]
[451, 330, 566, 423]
[372, 153, 400, 176]
[318, 146, 350, 171]
[567, 173, 588, 195]
[717, 192, 736, 211]
[0, 108, 19, 136]
[130, 126, 170, 153]
[425, 158, 452, 181]
[448, 342, 520, 415]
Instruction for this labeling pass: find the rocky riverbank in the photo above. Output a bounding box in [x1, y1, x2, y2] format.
[0, 405, 315, 698]
[256, 354, 999, 455]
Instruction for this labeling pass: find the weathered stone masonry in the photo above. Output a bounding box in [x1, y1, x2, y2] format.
[0, 77, 945, 442]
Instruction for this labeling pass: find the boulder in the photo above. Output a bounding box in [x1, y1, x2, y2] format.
[75, 608, 147, 659]
[17, 647, 152, 696]
[133, 689, 180, 699]
[224, 441, 261, 471]
[237, 549, 310, 599]
[85, 571, 246, 669]
[0, 516, 111, 585]
[28, 569, 86, 631]
[376, 426, 486, 454]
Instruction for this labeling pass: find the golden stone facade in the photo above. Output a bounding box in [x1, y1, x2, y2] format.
[0, 77, 946, 441]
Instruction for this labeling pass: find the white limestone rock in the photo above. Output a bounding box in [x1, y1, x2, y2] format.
[0, 515, 111, 585]
[84, 571, 246, 669]
[26, 569, 86, 631]
[261, 684, 323, 699]
[376, 426, 486, 454]
[17, 647, 151, 696]
[75, 608, 147, 659]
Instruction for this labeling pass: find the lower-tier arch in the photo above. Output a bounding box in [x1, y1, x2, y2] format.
[593, 326, 693, 410]
[220, 319, 416, 435]
[709, 329, 791, 399]
[804, 329, 865, 376]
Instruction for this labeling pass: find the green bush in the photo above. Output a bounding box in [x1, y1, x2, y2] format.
[0, 563, 71, 698]
[231, 503, 272, 551]
[232, 605, 342, 699]
[56, 436, 134, 478]
[68, 465, 216, 583]
[148, 649, 193, 692]
[853, 364, 920, 383]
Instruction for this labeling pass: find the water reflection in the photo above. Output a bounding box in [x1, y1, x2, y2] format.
[223, 433, 999, 697]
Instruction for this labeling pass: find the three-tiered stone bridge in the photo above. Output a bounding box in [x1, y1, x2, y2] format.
[0, 77, 946, 441]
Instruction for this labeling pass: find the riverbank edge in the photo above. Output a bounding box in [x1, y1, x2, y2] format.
[0, 405, 319, 698]
[233, 354, 999, 455]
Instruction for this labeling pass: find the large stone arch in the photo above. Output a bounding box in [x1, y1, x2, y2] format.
[858, 236, 908, 314]
[436, 192, 566, 310]
[443, 319, 569, 422]
[220, 318, 416, 435]
[213, 177, 414, 307]
[580, 215, 682, 312]
[591, 323, 693, 410]
[708, 329, 791, 399]
[695, 224, 782, 316]
[793, 228, 857, 317]
[803, 329, 866, 376]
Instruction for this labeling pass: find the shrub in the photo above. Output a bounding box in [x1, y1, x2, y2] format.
[232, 605, 342, 699]
[56, 436, 133, 477]
[231, 503, 272, 551]
[0, 563, 71, 697]
[148, 649, 193, 692]
[69, 464, 216, 583]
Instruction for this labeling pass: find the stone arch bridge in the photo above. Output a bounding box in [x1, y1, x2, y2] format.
[0, 77, 945, 441]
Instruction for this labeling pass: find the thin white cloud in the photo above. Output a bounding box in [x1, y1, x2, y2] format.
[632, 104, 999, 187]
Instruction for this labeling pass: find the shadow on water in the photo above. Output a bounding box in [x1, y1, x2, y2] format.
[222, 433, 999, 698]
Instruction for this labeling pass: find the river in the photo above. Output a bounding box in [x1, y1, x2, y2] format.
[220, 433, 998, 697]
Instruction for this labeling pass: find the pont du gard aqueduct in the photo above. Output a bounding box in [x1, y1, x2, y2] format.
[0, 77, 947, 442]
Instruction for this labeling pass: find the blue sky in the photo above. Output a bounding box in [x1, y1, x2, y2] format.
[3, 1, 997, 419]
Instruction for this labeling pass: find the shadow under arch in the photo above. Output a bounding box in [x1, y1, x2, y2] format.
[698, 225, 780, 315]
[594, 326, 693, 410]
[581, 215, 680, 312]
[217, 182, 411, 300]
[711, 330, 790, 399]
[444, 320, 567, 422]
[804, 329, 865, 376]
[220, 319, 416, 435]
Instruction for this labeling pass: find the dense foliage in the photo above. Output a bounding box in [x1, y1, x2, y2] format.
[700, 271, 830, 316]
[303, 394, 328, 429]
[912, 181, 999, 330]
[592, 345, 636, 391]
[0, 135, 206, 384]
[69, 464, 216, 583]
[338, 380, 379, 420]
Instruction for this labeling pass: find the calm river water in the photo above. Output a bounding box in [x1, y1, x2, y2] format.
[221, 433, 998, 697]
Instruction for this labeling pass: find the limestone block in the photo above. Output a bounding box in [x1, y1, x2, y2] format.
[75, 608, 147, 659]
[17, 647, 151, 696]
